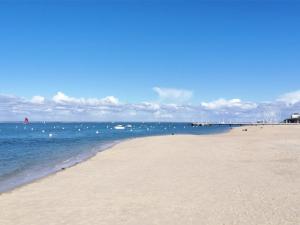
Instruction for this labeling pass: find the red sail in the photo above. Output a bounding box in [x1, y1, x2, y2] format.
[24, 117, 29, 124]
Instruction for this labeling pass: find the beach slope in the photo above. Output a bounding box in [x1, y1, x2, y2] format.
[1, 125, 300, 225]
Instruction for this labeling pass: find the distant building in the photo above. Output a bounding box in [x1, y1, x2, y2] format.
[291, 113, 300, 119]
[283, 113, 300, 123]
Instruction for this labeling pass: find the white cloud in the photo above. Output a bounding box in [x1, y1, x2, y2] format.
[52, 92, 119, 106]
[132, 102, 160, 111]
[101, 96, 119, 105]
[52, 92, 79, 104]
[153, 111, 173, 119]
[0, 90, 299, 122]
[277, 90, 300, 105]
[31, 96, 45, 104]
[201, 98, 257, 110]
[153, 87, 193, 102]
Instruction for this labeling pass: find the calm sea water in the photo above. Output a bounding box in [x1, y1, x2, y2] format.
[0, 122, 231, 192]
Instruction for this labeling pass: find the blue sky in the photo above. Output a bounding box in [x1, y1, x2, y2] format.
[0, 0, 300, 121]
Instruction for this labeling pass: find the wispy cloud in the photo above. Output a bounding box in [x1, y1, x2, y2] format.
[31, 96, 45, 104]
[0, 90, 299, 122]
[153, 87, 193, 103]
[52, 92, 119, 106]
[201, 98, 257, 110]
[277, 90, 300, 105]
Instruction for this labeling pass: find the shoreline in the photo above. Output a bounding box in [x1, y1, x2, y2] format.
[0, 126, 232, 194]
[1, 125, 300, 225]
[0, 131, 227, 195]
[0, 124, 294, 195]
[0, 140, 121, 195]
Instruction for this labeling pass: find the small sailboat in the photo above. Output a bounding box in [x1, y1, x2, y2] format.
[114, 125, 125, 130]
[24, 117, 29, 124]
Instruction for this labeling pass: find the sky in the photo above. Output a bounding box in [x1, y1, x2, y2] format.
[0, 0, 300, 122]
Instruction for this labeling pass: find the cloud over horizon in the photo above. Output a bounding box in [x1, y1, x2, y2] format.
[52, 92, 119, 106]
[277, 90, 300, 105]
[0, 90, 300, 122]
[201, 98, 257, 110]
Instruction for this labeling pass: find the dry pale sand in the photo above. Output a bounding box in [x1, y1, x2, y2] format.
[0, 125, 300, 225]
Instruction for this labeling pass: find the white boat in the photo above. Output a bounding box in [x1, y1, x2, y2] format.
[114, 125, 125, 130]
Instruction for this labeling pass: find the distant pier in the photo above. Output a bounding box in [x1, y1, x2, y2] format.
[190, 122, 297, 127]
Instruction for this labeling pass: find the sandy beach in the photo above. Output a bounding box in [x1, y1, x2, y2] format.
[0, 125, 300, 225]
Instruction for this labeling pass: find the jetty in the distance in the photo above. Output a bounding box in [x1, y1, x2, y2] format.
[191, 113, 300, 127]
[190, 122, 275, 127]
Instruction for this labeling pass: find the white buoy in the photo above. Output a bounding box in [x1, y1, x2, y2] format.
[78, 129, 81, 131]
[96, 130, 99, 134]
[42, 130, 45, 133]
[49, 133, 53, 138]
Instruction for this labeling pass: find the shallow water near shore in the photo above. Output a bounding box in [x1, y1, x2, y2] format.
[0, 122, 231, 192]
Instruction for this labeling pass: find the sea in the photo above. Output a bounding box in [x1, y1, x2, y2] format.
[0, 122, 232, 193]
